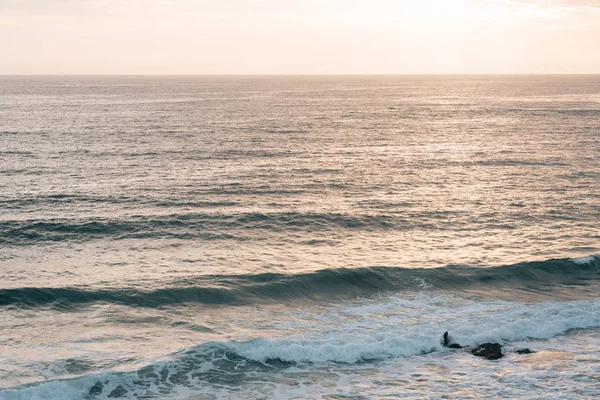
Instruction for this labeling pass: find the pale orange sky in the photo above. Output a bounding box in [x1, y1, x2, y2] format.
[1, 0, 599, 74]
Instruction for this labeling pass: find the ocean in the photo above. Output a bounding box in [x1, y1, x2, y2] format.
[0, 75, 598, 399]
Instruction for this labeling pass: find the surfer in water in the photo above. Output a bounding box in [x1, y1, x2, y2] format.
[441, 331, 464, 349]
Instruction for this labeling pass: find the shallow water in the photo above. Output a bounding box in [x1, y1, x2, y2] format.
[0, 75, 599, 399]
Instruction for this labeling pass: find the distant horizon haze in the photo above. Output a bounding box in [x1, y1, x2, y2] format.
[2, 73, 600, 77]
[1, 0, 599, 75]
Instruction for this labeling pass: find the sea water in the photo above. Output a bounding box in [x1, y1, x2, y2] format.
[0, 75, 599, 399]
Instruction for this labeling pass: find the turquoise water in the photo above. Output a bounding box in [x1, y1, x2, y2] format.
[0, 76, 599, 399]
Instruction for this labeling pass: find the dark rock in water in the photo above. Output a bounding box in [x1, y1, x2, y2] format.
[88, 381, 103, 396]
[471, 343, 503, 360]
[516, 348, 534, 354]
[441, 331, 531, 359]
[265, 357, 296, 367]
[108, 385, 128, 398]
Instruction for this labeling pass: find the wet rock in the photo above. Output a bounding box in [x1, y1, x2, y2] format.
[88, 381, 103, 396]
[471, 343, 503, 360]
[108, 385, 128, 398]
[516, 348, 535, 354]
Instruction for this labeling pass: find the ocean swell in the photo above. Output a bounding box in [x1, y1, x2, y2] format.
[1, 255, 598, 309]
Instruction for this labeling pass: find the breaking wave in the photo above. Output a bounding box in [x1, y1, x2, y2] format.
[2, 295, 599, 399]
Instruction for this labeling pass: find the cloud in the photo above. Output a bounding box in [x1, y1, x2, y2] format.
[0, 0, 92, 15]
[489, 0, 600, 15]
[554, 0, 600, 8]
[0, 0, 352, 17]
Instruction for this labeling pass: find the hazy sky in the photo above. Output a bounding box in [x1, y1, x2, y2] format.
[1, 0, 599, 74]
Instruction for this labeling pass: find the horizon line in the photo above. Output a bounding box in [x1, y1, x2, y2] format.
[2, 73, 600, 77]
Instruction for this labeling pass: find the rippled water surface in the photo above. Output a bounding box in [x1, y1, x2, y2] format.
[0, 76, 599, 399]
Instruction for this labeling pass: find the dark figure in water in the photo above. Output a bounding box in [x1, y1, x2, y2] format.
[441, 331, 464, 349]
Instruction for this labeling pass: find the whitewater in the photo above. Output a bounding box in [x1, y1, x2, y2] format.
[0, 75, 599, 399]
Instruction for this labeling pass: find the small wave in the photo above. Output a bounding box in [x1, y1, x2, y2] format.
[0, 212, 404, 245]
[1, 255, 598, 309]
[263, 128, 307, 134]
[503, 108, 600, 115]
[0, 195, 239, 211]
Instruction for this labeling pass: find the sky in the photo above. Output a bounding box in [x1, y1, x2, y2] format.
[1, 0, 599, 74]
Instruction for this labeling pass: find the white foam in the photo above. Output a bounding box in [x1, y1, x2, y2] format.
[570, 254, 598, 265]
[3, 293, 600, 399]
[225, 295, 600, 364]
[0, 374, 122, 400]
